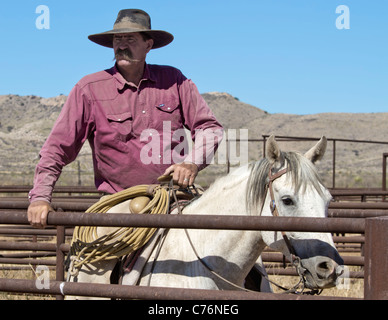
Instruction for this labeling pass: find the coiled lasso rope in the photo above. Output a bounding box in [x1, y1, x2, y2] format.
[68, 184, 169, 275]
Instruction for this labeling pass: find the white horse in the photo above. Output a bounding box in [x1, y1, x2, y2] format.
[66, 135, 344, 299]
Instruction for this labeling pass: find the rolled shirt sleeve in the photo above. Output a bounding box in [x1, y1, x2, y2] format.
[178, 78, 223, 170]
[28, 84, 94, 203]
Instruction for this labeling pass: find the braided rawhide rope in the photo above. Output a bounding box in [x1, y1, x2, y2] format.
[68, 183, 169, 275]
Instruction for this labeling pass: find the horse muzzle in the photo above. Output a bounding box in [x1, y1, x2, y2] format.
[299, 255, 344, 289]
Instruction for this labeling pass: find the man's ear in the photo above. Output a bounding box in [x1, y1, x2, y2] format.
[146, 38, 154, 53]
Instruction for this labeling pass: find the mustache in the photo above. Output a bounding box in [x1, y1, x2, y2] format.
[114, 48, 140, 62]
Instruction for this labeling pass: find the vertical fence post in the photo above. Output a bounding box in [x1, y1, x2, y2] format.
[332, 139, 336, 189]
[262, 135, 267, 158]
[383, 153, 388, 202]
[226, 137, 230, 174]
[364, 216, 388, 299]
[55, 224, 66, 300]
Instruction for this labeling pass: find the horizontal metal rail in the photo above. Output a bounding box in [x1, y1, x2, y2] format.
[329, 202, 388, 210]
[0, 200, 91, 211]
[265, 268, 364, 279]
[0, 245, 365, 268]
[261, 252, 364, 266]
[3, 199, 388, 218]
[0, 278, 355, 300]
[0, 185, 100, 194]
[4, 185, 388, 196]
[330, 189, 388, 196]
[328, 209, 388, 218]
[2, 211, 386, 299]
[0, 227, 73, 236]
[0, 210, 365, 233]
[0, 258, 56, 266]
[262, 135, 388, 145]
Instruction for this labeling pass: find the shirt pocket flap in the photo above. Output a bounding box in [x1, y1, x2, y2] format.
[155, 101, 180, 113]
[106, 111, 132, 123]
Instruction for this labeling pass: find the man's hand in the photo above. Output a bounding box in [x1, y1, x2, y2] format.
[163, 162, 199, 188]
[27, 200, 53, 229]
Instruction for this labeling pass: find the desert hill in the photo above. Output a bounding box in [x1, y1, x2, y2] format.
[0, 93, 387, 188]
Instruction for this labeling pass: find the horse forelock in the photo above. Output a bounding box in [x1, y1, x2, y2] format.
[285, 152, 325, 196]
[246, 151, 326, 215]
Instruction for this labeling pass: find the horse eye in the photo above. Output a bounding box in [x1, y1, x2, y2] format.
[282, 198, 294, 206]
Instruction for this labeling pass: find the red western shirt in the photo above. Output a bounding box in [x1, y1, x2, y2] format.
[29, 64, 223, 203]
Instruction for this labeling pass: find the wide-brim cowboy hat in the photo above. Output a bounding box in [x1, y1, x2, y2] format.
[88, 9, 174, 49]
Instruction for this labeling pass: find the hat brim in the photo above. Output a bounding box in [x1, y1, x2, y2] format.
[88, 29, 174, 49]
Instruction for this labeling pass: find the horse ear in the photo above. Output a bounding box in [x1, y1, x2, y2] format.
[266, 135, 284, 164]
[304, 136, 327, 164]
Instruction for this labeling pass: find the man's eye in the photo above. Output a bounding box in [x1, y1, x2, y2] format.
[114, 36, 135, 42]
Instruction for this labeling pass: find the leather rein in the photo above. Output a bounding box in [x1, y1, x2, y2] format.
[163, 169, 321, 295]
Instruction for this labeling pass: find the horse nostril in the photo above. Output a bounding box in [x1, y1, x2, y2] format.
[318, 261, 329, 270]
[316, 260, 335, 279]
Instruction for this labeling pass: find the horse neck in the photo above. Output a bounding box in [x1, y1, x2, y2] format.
[184, 166, 251, 216]
[175, 166, 266, 286]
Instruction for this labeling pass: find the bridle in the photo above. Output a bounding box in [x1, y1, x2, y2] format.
[266, 164, 322, 295]
[267, 166, 298, 259]
[166, 169, 321, 295]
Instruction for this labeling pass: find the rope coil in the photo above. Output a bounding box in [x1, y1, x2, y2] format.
[68, 184, 169, 275]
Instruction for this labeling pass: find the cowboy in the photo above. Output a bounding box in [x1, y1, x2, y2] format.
[27, 9, 223, 228]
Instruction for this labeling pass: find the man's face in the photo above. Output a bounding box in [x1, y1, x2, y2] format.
[113, 33, 153, 67]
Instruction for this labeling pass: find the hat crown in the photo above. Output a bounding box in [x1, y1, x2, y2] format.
[114, 9, 151, 31]
[88, 9, 173, 49]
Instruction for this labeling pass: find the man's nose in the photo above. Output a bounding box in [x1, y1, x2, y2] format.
[117, 43, 129, 49]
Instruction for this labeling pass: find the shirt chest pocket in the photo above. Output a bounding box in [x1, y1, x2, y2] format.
[106, 111, 133, 142]
[153, 100, 182, 130]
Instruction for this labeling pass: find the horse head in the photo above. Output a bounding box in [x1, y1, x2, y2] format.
[249, 135, 344, 290]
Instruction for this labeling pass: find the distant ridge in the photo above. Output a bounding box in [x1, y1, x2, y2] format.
[1, 93, 387, 187]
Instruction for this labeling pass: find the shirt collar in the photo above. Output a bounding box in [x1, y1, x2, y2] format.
[112, 63, 156, 91]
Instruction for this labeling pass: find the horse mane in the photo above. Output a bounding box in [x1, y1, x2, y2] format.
[246, 151, 325, 215]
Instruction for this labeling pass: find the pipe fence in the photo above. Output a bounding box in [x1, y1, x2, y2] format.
[0, 210, 387, 300]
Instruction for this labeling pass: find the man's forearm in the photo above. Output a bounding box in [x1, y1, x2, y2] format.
[184, 127, 224, 171]
[28, 160, 62, 203]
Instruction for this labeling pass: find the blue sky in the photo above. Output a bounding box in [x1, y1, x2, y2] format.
[0, 0, 387, 114]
